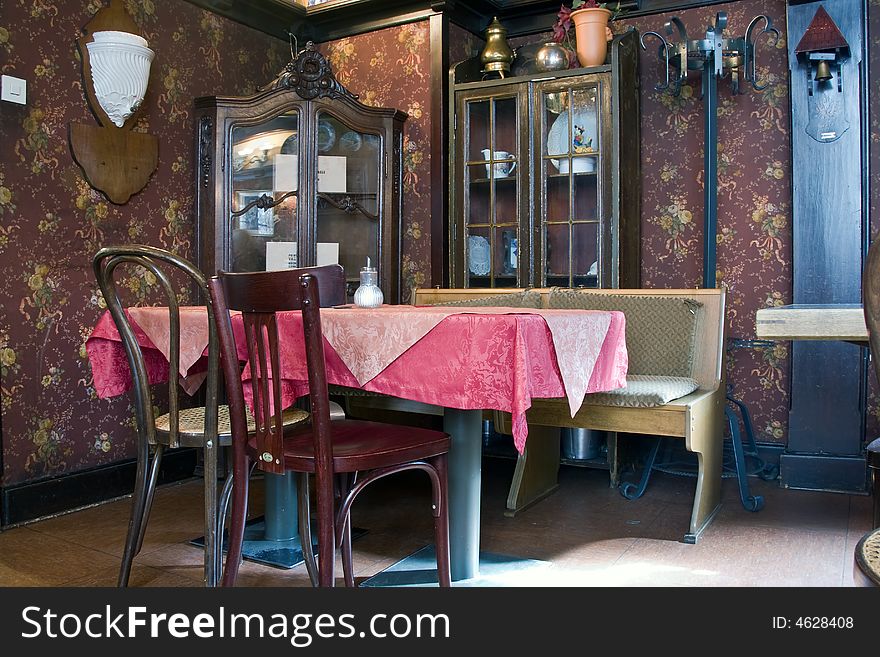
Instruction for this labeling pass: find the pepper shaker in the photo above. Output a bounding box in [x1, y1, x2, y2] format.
[353, 257, 383, 308]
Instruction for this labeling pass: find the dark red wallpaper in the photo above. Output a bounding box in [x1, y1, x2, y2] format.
[319, 22, 434, 299]
[0, 1, 288, 487]
[623, 1, 794, 448]
[0, 5, 434, 488]
[1, 0, 876, 492]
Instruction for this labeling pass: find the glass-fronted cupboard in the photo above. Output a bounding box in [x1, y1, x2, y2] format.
[450, 30, 641, 289]
[195, 44, 406, 302]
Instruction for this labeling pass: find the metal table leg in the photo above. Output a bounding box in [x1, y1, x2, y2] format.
[263, 472, 299, 541]
[443, 408, 483, 581]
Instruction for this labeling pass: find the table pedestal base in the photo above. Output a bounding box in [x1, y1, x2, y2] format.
[191, 517, 368, 569]
[359, 545, 550, 587]
[191, 517, 311, 569]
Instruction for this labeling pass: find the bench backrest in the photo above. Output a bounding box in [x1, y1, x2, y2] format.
[412, 287, 726, 392]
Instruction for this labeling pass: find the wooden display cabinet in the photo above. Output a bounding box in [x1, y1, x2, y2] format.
[449, 30, 641, 290]
[194, 43, 407, 302]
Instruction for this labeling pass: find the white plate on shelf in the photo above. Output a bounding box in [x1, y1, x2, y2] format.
[280, 131, 298, 154]
[547, 107, 597, 173]
[317, 119, 337, 152]
[339, 130, 363, 153]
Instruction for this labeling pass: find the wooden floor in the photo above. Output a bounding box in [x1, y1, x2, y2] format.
[0, 456, 872, 587]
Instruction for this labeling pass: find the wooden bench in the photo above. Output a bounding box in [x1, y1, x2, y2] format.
[412, 287, 726, 543]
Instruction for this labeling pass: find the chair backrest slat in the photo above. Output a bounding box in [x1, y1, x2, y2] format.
[209, 264, 344, 475]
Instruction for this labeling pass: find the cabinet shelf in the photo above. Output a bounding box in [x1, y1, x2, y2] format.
[546, 171, 599, 179]
[469, 176, 517, 185]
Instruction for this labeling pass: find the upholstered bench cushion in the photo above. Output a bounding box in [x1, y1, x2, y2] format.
[548, 289, 702, 377]
[581, 374, 700, 407]
[431, 289, 543, 308]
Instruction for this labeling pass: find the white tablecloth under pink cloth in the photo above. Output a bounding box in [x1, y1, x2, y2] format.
[86, 305, 628, 453]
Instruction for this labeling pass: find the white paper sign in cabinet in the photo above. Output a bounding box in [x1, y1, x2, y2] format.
[272, 155, 346, 193]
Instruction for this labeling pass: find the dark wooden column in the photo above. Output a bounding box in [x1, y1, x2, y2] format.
[783, 0, 869, 492]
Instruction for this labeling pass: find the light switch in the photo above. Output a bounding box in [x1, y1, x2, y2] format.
[1, 75, 27, 105]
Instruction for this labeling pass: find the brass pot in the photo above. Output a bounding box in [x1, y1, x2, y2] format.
[535, 42, 570, 72]
[480, 17, 515, 76]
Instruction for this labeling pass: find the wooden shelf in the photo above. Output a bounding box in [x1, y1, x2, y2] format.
[469, 176, 517, 185]
[546, 171, 598, 179]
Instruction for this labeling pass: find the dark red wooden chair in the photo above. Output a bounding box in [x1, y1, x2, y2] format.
[209, 266, 451, 587]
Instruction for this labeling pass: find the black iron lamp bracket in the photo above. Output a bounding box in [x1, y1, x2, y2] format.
[640, 12, 779, 98]
[639, 11, 779, 289]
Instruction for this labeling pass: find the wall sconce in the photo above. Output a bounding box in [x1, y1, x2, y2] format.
[85, 30, 154, 128]
[793, 5, 850, 143]
[69, 0, 158, 204]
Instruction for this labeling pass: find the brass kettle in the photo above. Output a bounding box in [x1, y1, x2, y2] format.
[480, 17, 515, 77]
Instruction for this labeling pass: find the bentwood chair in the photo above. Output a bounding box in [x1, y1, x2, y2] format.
[856, 239, 880, 585]
[93, 245, 312, 587]
[209, 267, 452, 587]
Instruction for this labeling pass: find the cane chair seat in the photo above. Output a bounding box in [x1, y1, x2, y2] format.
[156, 405, 309, 442]
[854, 528, 880, 587]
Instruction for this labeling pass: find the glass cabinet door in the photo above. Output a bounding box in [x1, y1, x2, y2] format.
[460, 92, 524, 288]
[314, 110, 382, 295]
[230, 111, 300, 272]
[538, 77, 606, 288]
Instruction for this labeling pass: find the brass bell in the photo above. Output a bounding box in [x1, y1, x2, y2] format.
[815, 59, 832, 82]
[480, 17, 515, 77]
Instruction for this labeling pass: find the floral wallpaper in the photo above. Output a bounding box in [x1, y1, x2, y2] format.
[621, 0, 795, 447]
[320, 21, 433, 299]
[0, 0, 290, 488]
[0, 3, 433, 490]
[1, 0, 877, 494]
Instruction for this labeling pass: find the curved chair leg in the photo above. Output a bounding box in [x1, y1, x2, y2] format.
[218, 460, 255, 534]
[297, 472, 318, 586]
[337, 473, 355, 587]
[134, 444, 165, 554]
[431, 454, 451, 588]
[341, 512, 355, 587]
[218, 469, 235, 527]
[221, 454, 251, 587]
[119, 442, 163, 587]
[727, 395, 778, 481]
[214, 460, 255, 585]
[203, 437, 219, 587]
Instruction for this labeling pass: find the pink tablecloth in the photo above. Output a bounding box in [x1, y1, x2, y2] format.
[87, 306, 628, 453]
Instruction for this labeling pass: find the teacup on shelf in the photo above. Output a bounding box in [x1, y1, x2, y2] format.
[481, 149, 516, 178]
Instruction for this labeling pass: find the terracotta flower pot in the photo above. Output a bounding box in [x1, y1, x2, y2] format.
[570, 7, 612, 67]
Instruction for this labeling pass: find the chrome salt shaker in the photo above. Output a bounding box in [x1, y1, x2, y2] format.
[353, 258, 383, 308]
